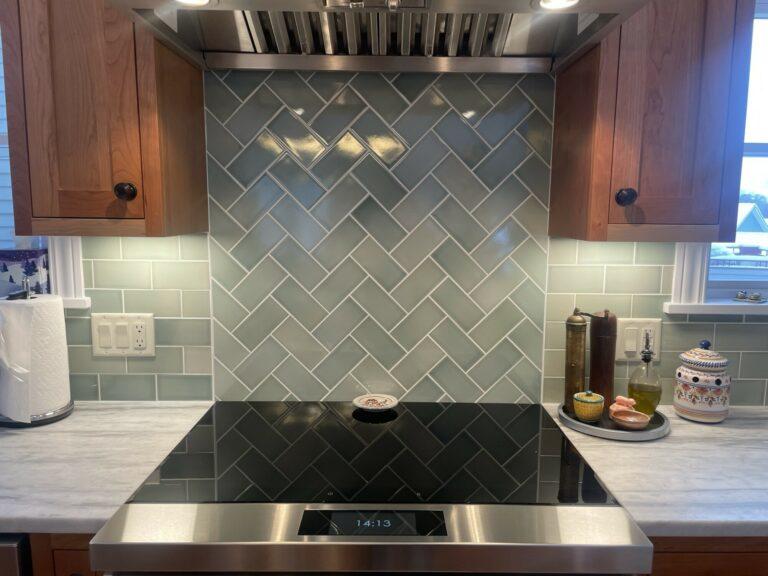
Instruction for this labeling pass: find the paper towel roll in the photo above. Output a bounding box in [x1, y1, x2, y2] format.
[0, 295, 70, 423]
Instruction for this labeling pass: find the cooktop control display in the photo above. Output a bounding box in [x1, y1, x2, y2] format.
[298, 510, 447, 536]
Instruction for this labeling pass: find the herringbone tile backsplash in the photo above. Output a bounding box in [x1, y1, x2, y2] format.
[206, 71, 553, 403]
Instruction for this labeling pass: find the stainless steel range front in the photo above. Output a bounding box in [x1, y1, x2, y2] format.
[90, 402, 652, 575]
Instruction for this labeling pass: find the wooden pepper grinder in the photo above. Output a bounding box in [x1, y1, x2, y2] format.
[588, 309, 617, 406]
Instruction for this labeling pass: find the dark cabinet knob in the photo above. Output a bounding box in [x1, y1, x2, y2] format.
[113, 182, 138, 201]
[615, 188, 638, 207]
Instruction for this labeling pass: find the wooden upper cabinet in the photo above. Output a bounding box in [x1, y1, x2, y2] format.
[549, 0, 755, 242]
[1, 0, 208, 236]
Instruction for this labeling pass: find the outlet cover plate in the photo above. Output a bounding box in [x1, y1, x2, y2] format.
[616, 318, 662, 363]
[91, 313, 156, 357]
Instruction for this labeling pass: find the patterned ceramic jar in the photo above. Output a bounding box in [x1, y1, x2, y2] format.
[674, 340, 731, 423]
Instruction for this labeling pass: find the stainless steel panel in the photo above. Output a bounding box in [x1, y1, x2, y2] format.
[399, 12, 412, 55]
[421, 11, 437, 56]
[468, 13, 488, 57]
[295, 12, 315, 53]
[319, 12, 337, 54]
[91, 502, 653, 574]
[344, 12, 361, 54]
[444, 13, 462, 56]
[491, 12, 512, 57]
[369, 12, 380, 54]
[245, 10, 270, 53]
[269, 11, 292, 53]
[205, 52, 551, 73]
[378, 12, 389, 55]
[188, 10, 255, 52]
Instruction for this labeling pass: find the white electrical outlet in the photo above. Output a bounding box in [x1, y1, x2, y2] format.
[91, 313, 155, 357]
[616, 318, 662, 362]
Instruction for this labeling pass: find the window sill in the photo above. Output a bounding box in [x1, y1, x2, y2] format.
[62, 296, 91, 310]
[663, 299, 768, 316]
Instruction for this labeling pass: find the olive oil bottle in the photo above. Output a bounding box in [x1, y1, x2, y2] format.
[628, 333, 662, 416]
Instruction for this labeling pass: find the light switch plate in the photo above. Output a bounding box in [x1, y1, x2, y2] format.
[91, 313, 155, 357]
[616, 318, 662, 362]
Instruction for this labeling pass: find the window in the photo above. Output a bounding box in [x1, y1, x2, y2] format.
[667, 14, 768, 314]
[0, 28, 88, 307]
[707, 17, 768, 300]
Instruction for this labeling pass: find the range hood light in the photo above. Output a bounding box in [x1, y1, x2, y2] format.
[175, 0, 210, 6]
[539, 0, 580, 9]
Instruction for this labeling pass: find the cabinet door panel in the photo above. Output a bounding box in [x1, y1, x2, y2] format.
[20, 0, 144, 219]
[53, 550, 97, 576]
[609, 0, 736, 226]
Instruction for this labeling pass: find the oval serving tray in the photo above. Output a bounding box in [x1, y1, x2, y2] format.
[558, 404, 670, 442]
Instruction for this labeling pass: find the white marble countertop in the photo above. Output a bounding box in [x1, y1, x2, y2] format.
[545, 403, 768, 537]
[0, 401, 211, 534]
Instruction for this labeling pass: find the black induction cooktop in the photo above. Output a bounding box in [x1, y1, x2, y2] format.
[131, 402, 613, 506]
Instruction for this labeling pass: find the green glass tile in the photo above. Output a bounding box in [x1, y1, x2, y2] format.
[393, 89, 449, 145]
[508, 357, 542, 401]
[635, 242, 676, 265]
[480, 376, 526, 403]
[433, 154, 488, 211]
[124, 290, 182, 317]
[433, 197, 486, 252]
[352, 156, 407, 210]
[352, 318, 405, 368]
[469, 299, 524, 351]
[323, 374, 367, 401]
[311, 175, 366, 230]
[93, 261, 151, 289]
[156, 319, 211, 346]
[313, 299, 365, 349]
[69, 374, 99, 400]
[475, 73, 523, 102]
[86, 289, 122, 313]
[83, 260, 93, 289]
[473, 218, 527, 272]
[311, 87, 366, 142]
[65, 317, 91, 345]
[122, 237, 180, 260]
[352, 197, 406, 250]
[225, 85, 282, 145]
[270, 195, 326, 250]
[307, 71, 353, 100]
[403, 376, 443, 401]
[730, 379, 766, 405]
[431, 237, 484, 292]
[352, 238, 405, 290]
[548, 266, 604, 293]
[470, 259, 524, 312]
[82, 237, 121, 259]
[230, 215, 285, 271]
[274, 356, 327, 399]
[351, 73, 408, 124]
[268, 156, 324, 210]
[431, 278, 484, 331]
[542, 377, 565, 403]
[429, 358, 481, 402]
[391, 299, 445, 349]
[576, 294, 632, 318]
[312, 258, 366, 310]
[273, 317, 327, 368]
[245, 373, 287, 401]
[180, 234, 209, 260]
[717, 324, 768, 351]
[518, 75, 554, 120]
[266, 71, 323, 119]
[234, 298, 287, 350]
[204, 72, 239, 122]
[312, 218, 366, 271]
[313, 338, 366, 388]
[391, 338, 444, 388]
[512, 238, 547, 288]
[434, 111, 490, 168]
[518, 110, 552, 162]
[208, 156, 244, 209]
[663, 322, 714, 351]
[511, 278, 545, 327]
[212, 322, 249, 370]
[272, 278, 326, 330]
[430, 318, 483, 369]
[661, 266, 674, 294]
[476, 87, 533, 145]
[391, 218, 446, 272]
[228, 131, 283, 189]
[312, 132, 366, 188]
[391, 259, 444, 311]
[272, 238, 326, 290]
[510, 319, 542, 365]
[235, 336, 288, 389]
[158, 375, 212, 400]
[211, 283, 246, 329]
[391, 176, 447, 231]
[183, 290, 211, 318]
[232, 257, 285, 311]
[605, 266, 662, 294]
[100, 375, 156, 401]
[393, 132, 448, 190]
[128, 346, 184, 374]
[152, 262, 210, 290]
[543, 349, 564, 378]
[392, 73, 437, 102]
[352, 110, 406, 166]
[472, 174, 528, 232]
[352, 278, 405, 330]
[206, 111, 242, 165]
[546, 294, 576, 321]
[544, 321, 565, 350]
[434, 75, 490, 126]
[209, 241, 246, 290]
[223, 70, 269, 100]
[268, 109, 324, 166]
[516, 154, 550, 205]
[185, 346, 212, 374]
[475, 133, 531, 190]
[469, 339, 523, 390]
[548, 238, 577, 265]
[631, 295, 667, 318]
[209, 201, 244, 251]
[577, 241, 634, 264]
[68, 347, 125, 374]
[353, 356, 404, 396]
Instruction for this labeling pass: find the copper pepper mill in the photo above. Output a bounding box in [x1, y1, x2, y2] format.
[564, 308, 587, 414]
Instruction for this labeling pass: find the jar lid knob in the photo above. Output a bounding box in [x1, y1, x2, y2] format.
[699, 339, 711, 350]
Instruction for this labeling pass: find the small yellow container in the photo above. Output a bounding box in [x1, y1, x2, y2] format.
[573, 391, 604, 422]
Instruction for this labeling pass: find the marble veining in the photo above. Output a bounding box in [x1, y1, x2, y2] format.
[546, 404, 768, 537]
[0, 401, 211, 534]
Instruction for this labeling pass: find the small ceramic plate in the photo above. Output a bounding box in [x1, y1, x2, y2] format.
[353, 394, 398, 412]
[733, 297, 768, 304]
[610, 409, 651, 431]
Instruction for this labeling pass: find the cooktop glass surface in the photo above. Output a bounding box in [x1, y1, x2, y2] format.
[131, 402, 613, 506]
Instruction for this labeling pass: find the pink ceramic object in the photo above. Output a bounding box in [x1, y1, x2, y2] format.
[610, 409, 651, 431]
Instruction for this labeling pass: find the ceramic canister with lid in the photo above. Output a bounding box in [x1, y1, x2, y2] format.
[673, 340, 731, 423]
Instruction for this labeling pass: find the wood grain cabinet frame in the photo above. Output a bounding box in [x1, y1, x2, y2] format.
[549, 0, 755, 242]
[0, 0, 208, 237]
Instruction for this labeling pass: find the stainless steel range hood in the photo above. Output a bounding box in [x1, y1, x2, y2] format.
[110, 0, 650, 73]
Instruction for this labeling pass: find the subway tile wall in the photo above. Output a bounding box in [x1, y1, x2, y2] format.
[205, 71, 553, 402]
[544, 240, 768, 406]
[68, 235, 213, 401]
